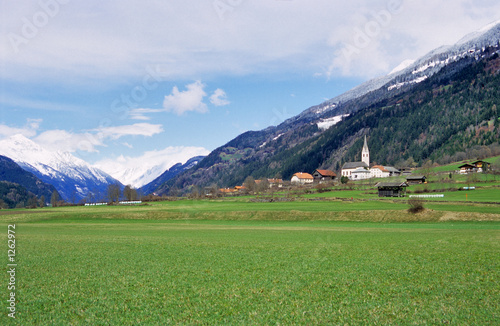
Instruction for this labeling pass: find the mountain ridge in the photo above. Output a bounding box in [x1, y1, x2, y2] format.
[0, 134, 121, 202]
[154, 22, 500, 195]
[0, 155, 60, 207]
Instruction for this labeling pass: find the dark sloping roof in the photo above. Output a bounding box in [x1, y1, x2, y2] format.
[406, 175, 426, 180]
[471, 160, 490, 165]
[375, 182, 408, 188]
[384, 166, 400, 173]
[342, 162, 368, 169]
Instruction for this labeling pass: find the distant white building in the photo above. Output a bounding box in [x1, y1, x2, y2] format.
[351, 167, 371, 180]
[291, 172, 314, 184]
[370, 165, 390, 178]
[342, 136, 370, 180]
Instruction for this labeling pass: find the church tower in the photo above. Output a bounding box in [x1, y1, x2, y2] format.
[361, 135, 370, 167]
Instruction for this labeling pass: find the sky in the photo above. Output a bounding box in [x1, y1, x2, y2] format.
[1, 0, 500, 181]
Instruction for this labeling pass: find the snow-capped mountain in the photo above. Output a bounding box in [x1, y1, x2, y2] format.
[296, 20, 500, 121]
[94, 147, 209, 188]
[0, 134, 120, 202]
[140, 156, 205, 195]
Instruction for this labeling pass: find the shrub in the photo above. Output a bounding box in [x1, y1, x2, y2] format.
[408, 198, 425, 214]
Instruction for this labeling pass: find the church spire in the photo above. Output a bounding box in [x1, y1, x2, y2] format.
[361, 135, 370, 167]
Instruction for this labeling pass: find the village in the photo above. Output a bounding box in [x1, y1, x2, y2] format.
[216, 136, 492, 198]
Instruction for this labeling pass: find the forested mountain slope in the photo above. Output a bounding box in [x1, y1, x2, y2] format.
[157, 49, 500, 194]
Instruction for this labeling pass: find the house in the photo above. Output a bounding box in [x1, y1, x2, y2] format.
[400, 167, 413, 175]
[370, 165, 390, 178]
[384, 166, 401, 176]
[351, 167, 371, 180]
[267, 178, 283, 188]
[376, 182, 408, 197]
[458, 163, 476, 174]
[471, 160, 491, 172]
[312, 169, 337, 182]
[291, 172, 314, 184]
[406, 175, 427, 185]
[341, 162, 369, 179]
[219, 188, 237, 194]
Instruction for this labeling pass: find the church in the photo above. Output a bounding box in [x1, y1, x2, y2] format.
[341, 136, 401, 180]
[341, 136, 371, 180]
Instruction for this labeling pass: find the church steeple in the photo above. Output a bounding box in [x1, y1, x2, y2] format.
[361, 135, 369, 167]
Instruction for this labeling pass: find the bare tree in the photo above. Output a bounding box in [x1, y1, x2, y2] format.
[123, 185, 138, 201]
[243, 176, 256, 194]
[107, 183, 121, 203]
[39, 195, 46, 208]
[51, 190, 60, 207]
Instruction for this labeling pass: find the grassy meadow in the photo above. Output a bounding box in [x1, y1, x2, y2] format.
[1, 192, 499, 325]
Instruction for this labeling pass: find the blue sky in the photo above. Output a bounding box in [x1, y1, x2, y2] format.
[1, 0, 500, 178]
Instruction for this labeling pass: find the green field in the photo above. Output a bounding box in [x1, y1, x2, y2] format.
[1, 199, 499, 325]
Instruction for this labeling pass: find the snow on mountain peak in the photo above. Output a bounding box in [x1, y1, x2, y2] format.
[457, 20, 500, 45]
[94, 146, 210, 188]
[0, 134, 118, 200]
[389, 59, 416, 75]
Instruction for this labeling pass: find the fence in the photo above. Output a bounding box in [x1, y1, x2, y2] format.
[409, 194, 444, 198]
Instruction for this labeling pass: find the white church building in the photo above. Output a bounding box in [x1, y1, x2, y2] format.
[341, 136, 371, 180]
[341, 136, 400, 180]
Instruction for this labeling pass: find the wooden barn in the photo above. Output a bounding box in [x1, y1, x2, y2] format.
[406, 175, 427, 185]
[376, 182, 408, 197]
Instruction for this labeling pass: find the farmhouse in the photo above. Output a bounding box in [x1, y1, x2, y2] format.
[313, 169, 337, 182]
[471, 160, 490, 172]
[219, 188, 238, 194]
[267, 178, 283, 188]
[351, 167, 371, 180]
[291, 172, 314, 184]
[458, 163, 475, 174]
[370, 165, 390, 178]
[376, 182, 408, 197]
[459, 160, 491, 174]
[384, 166, 401, 176]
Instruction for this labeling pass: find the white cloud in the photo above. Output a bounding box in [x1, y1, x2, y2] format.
[93, 123, 164, 140]
[130, 83, 229, 119]
[1, 1, 499, 83]
[163, 81, 208, 115]
[32, 123, 163, 153]
[128, 108, 163, 121]
[122, 142, 133, 149]
[34, 129, 104, 153]
[210, 88, 230, 106]
[0, 119, 42, 139]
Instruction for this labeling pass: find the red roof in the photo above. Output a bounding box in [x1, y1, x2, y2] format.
[315, 169, 337, 177]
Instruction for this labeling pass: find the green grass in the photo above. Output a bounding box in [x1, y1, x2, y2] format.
[0, 197, 499, 324]
[1, 219, 498, 325]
